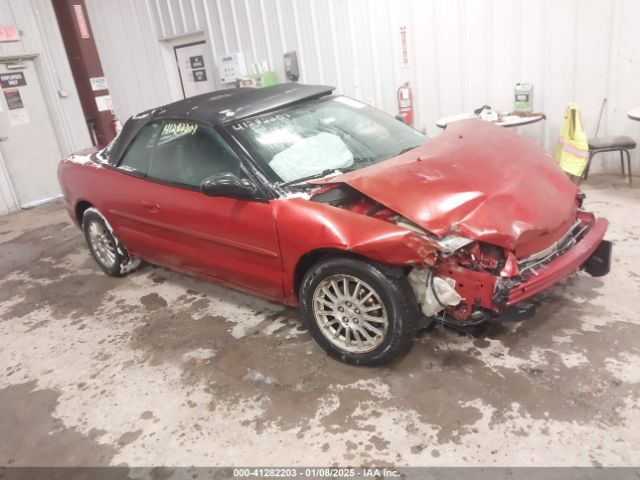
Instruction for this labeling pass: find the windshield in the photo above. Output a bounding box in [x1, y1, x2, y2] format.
[228, 95, 426, 185]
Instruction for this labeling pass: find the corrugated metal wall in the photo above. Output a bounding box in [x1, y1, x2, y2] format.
[85, 0, 640, 173]
[0, 0, 91, 214]
[0, 0, 90, 153]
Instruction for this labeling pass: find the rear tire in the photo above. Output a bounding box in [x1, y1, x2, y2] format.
[83, 208, 140, 277]
[300, 257, 418, 366]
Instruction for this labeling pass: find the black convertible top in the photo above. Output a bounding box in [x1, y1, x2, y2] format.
[106, 83, 334, 165]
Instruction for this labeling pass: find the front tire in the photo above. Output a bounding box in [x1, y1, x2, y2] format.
[300, 257, 418, 366]
[83, 208, 140, 277]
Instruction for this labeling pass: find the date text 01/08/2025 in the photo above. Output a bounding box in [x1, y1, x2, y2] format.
[232, 467, 401, 478]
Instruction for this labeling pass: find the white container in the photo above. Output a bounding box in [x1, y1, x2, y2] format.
[514, 83, 533, 112]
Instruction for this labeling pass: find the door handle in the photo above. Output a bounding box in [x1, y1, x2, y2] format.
[0, 137, 8, 142]
[141, 200, 160, 213]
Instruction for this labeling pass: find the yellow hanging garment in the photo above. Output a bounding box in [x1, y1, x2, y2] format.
[554, 103, 589, 177]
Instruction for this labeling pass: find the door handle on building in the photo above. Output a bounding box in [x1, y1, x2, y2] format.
[0, 137, 8, 142]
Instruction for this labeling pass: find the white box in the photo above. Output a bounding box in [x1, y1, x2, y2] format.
[218, 52, 247, 84]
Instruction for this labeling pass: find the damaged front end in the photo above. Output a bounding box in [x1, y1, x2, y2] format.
[290, 120, 611, 330]
[406, 210, 611, 329]
[408, 237, 508, 328]
[310, 185, 609, 329]
[305, 183, 489, 326]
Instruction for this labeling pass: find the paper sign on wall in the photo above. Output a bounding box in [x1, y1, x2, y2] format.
[190, 56, 204, 69]
[4, 88, 24, 109]
[3, 88, 29, 125]
[89, 76, 108, 91]
[193, 69, 207, 82]
[8, 109, 30, 126]
[95, 94, 112, 112]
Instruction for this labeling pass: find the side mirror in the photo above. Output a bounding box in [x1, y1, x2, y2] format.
[200, 173, 259, 200]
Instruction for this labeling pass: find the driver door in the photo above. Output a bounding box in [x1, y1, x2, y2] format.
[123, 120, 284, 301]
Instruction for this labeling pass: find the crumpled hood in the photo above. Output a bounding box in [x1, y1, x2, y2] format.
[322, 119, 579, 257]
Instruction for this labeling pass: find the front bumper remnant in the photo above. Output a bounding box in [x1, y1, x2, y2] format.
[506, 218, 609, 306]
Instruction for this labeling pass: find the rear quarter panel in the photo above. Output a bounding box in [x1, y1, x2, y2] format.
[59, 150, 154, 258]
[57, 148, 103, 227]
[58, 153, 161, 257]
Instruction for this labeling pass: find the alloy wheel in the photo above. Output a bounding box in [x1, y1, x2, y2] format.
[312, 274, 389, 353]
[88, 220, 117, 269]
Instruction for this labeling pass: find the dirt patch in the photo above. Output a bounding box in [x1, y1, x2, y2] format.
[0, 219, 127, 323]
[0, 271, 123, 322]
[140, 293, 168, 311]
[0, 222, 78, 278]
[370, 435, 390, 451]
[117, 430, 143, 447]
[0, 382, 117, 466]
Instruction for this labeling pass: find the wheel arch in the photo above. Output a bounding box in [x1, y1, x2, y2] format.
[292, 248, 409, 301]
[75, 200, 94, 226]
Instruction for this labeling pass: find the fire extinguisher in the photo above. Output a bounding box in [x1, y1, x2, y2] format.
[397, 82, 413, 125]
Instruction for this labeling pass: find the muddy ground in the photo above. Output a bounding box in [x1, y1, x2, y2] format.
[0, 175, 639, 467]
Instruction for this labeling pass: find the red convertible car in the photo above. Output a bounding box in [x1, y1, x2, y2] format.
[58, 84, 611, 366]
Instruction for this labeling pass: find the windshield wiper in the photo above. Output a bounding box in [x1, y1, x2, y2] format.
[281, 168, 354, 187]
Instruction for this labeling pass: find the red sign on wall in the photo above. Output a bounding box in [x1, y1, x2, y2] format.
[73, 4, 90, 39]
[399, 26, 409, 69]
[0, 25, 19, 42]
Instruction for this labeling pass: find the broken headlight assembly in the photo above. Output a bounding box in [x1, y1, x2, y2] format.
[409, 236, 511, 323]
[407, 235, 475, 318]
[434, 234, 475, 255]
[395, 218, 474, 256]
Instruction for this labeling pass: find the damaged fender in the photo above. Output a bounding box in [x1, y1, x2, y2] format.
[272, 198, 438, 304]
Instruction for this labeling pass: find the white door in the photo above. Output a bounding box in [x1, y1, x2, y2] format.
[174, 41, 216, 98]
[0, 58, 64, 208]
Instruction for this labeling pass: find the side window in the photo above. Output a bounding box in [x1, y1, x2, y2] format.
[118, 123, 162, 174]
[148, 121, 243, 187]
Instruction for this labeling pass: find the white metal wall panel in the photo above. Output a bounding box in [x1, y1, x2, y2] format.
[330, 0, 357, 97]
[84, 0, 640, 173]
[84, 0, 173, 121]
[0, 156, 18, 215]
[0, 0, 91, 214]
[0, 0, 90, 155]
[608, 1, 640, 148]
